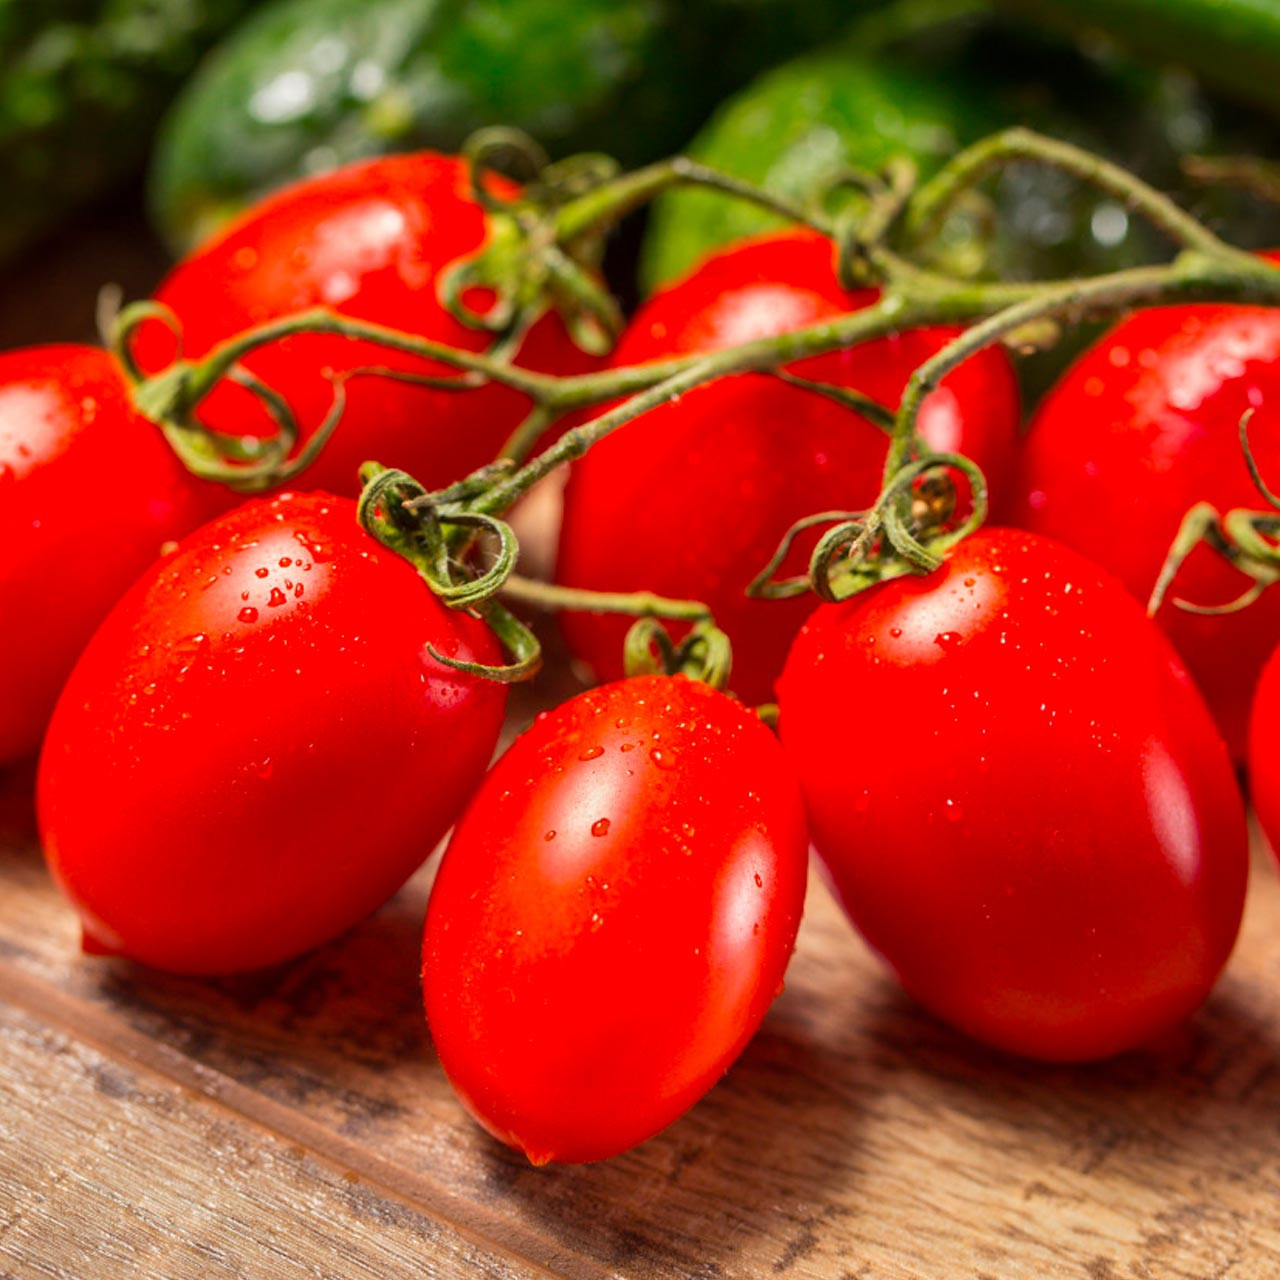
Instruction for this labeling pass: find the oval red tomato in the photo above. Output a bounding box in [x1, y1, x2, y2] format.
[555, 230, 1021, 705]
[1249, 641, 1280, 854]
[778, 527, 1247, 1062]
[38, 491, 506, 974]
[0, 344, 229, 768]
[422, 674, 809, 1164]
[134, 152, 594, 497]
[1011, 288, 1280, 759]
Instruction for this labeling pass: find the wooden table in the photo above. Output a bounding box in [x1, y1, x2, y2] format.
[4, 727, 1280, 1280]
[5, 205, 1280, 1280]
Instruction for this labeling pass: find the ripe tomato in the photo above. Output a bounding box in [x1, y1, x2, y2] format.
[1249, 641, 1280, 854]
[423, 674, 809, 1164]
[556, 230, 1021, 705]
[38, 492, 506, 974]
[778, 528, 1247, 1062]
[0, 345, 229, 768]
[134, 152, 593, 496]
[1010, 289, 1280, 759]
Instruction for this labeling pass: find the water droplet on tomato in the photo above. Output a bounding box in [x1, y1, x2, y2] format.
[238, 606, 259, 623]
[754, 873, 763, 888]
[591, 818, 611, 837]
[543, 829, 556, 842]
[267, 587, 288, 608]
[255, 567, 269, 579]
[651, 747, 676, 770]
[933, 630, 963, 651]
[578, 745, 603, 761]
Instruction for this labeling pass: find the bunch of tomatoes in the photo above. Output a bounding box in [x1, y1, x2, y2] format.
[4, 143, 1280, 1167]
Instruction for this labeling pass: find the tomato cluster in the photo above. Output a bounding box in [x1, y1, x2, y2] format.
[4, 144, 1279, 1166]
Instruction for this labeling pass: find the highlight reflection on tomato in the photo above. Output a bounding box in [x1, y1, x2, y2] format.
[779, 528, 1247, 1062]
[39, 492, 506, 974]
[423, 674, 809, 1164]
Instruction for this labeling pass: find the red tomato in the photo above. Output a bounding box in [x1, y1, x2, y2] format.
[778, 528, 1247, 1062]
[0, 345, 229, 768]
[423, 674, 809, 1164]
[1011, 289, 1280, 759]
[1249, 642, 1280, 853]
[134, 153, 593, 496]
[556, 230, 1021, 705]
[38, 492, 506, 974]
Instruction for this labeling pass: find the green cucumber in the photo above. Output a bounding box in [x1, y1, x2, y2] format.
[640, 18, 1277, 294]
[147, 0, 877, 252]
[998, 0, 1280, 117]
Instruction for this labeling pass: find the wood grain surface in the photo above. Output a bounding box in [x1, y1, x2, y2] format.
[4, 733, 1280, 1280]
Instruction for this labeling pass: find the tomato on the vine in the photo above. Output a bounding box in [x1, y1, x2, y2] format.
[423, 674, 809, 1164]
[556, 230, 1020, 705]
[779, 528, 1246, 1062]
[134, 152, 594, 496]
[1011, 287, 1280, 759]
[0, 345, 230, 768]
[39, 492, 506, 974]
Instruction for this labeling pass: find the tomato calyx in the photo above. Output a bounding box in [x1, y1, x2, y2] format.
[749, 449, 989, 605]
[623, 617, 734, 691]
[1149, 409, 1280, 619]
[355, 461, 542, 684]
[437, 129, 625, 358]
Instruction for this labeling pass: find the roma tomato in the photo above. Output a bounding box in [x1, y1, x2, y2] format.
[423, 674, 809, 1164]
[0, 344, 229, 768]
[134, 152, 593, 496]
[1011, 288, 1280, 759]
[556, 230, 1020, 705]
[38, 492, 506, 974]
[1249, 641, 1280, 854]
[779, 528, 1247, 1062]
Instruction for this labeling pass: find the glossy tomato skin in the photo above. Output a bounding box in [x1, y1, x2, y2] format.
[556, 231, 1020, 704]
[1011, 290, 1280, 760]
[779, 528, 1247, 1062]
[135, 152, 593, 496]
[423, 674, 809, 1164]
[1249, 642, 1280, 854]
[0, 345, 229, 768]
[38, 492, 506, 975]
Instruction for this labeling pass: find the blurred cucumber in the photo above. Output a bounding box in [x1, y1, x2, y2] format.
[0, 0, 255, 263]
[149, 0, 875, 252]
[641, 15, 1280, 294]
[997, 0, 1280, 117]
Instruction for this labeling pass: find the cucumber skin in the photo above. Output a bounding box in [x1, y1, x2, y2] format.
[0, 0, 255, 261]
[998, 0, 1280, 116]
[148, 0, 873, 252]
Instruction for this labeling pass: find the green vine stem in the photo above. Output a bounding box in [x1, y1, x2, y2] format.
[112, 126, 1280, 642]
[119, 129, 1280, 498]
[1184, 155, 1280, 206]
[1148, 412, 1280, 619]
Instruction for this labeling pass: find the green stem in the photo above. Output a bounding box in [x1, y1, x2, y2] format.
[499, 574, 712, 622]
[551, 155, 830, 248]
[886, 249, 1280, 480]
[903, 128, 1229, 256]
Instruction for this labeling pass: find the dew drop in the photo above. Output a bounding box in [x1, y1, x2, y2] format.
[591, 818, 611, 837]
[543, 829, 556, 842]
[238, 606, 259, 623]
[578, 745, 604, 761]
[267, 587, 288, 608]
[255, 567, 269, 579]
